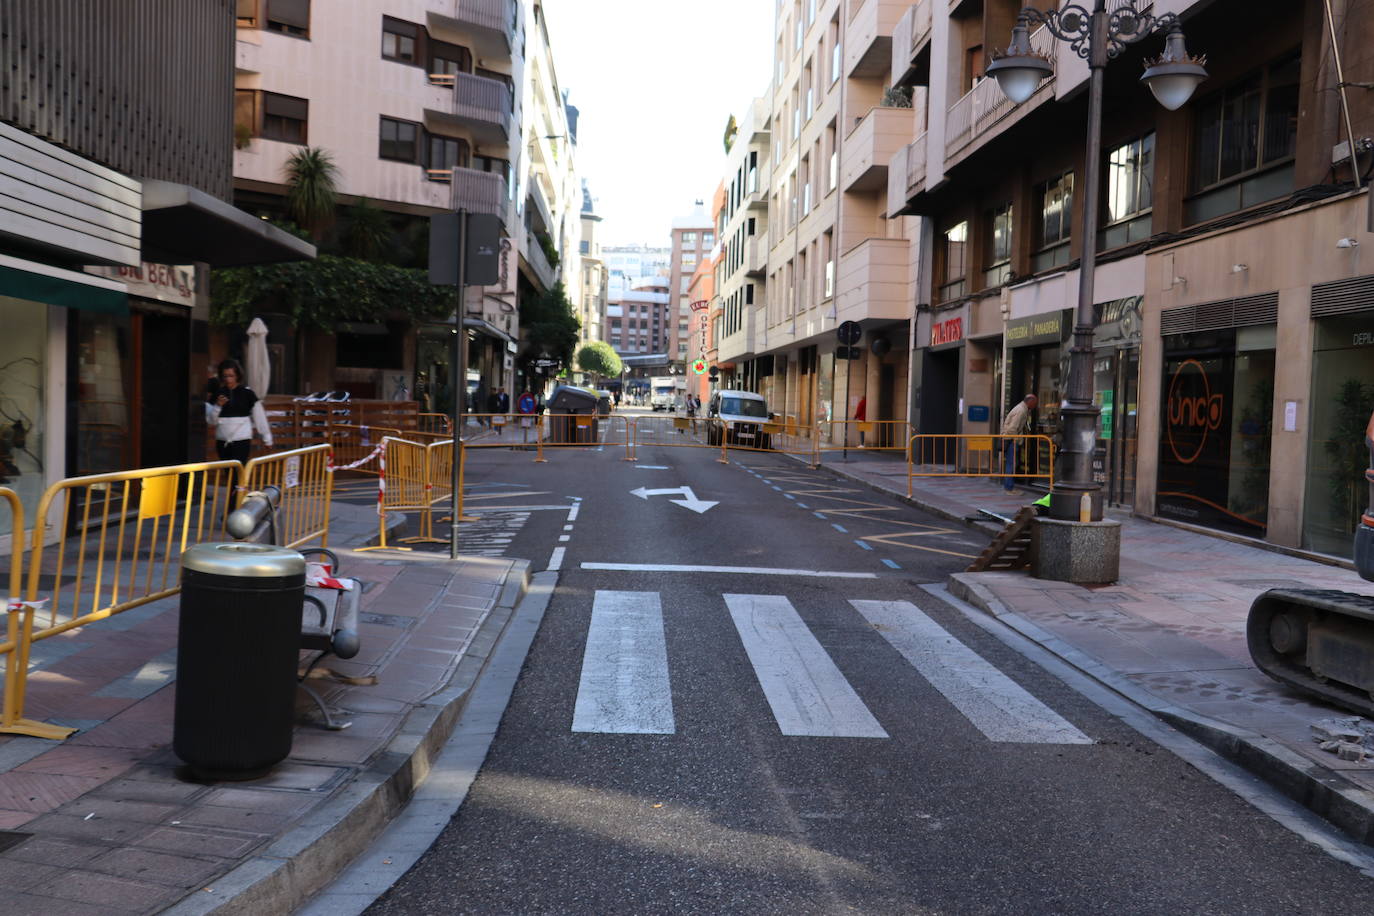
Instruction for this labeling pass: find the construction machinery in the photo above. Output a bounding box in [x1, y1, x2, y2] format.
[1247, 408, 1374, 716]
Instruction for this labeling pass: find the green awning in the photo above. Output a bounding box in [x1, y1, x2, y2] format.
[0, 263, 127, 314]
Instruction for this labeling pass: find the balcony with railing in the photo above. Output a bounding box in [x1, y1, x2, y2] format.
[944, 24, 1055, 161]
[835, 238, 910, 323]
[426, 0, 516, 59]
[425, 70, 513, 144]
[886, 131, 927, 215]
[891, 0, 932, 88]
[425, 167, 507, 217]
[522, 231, 557, 290]
[841, 105, 907, 194]
[747, 233, 767, 277]
[845, 0, 907, 79]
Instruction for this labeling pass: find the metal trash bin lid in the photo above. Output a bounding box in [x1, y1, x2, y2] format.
[181, 542, 306, 578]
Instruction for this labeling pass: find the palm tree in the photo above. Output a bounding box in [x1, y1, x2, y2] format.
[283, 147, 339, 239]
[342, 198, 394, 261]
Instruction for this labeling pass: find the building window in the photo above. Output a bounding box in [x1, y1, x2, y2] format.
[983, 202, 1013, 288]
[703, 232, 715, 246]
[1102, 132, 1155, 249]
[431, 41, 472, 76]
[260, 92, 308, 144]
[1188, 52, 1300, 223]
[681, 232, 696, 245]
[1033, 171, 1073, 272]
[265, 0, 309, 37]
[425, 133, 469, 175]
[382, 18, 418, 63]
[938, 220, 968, 302]
[830, 20, 841, 84]
[379, 117, 419, 162]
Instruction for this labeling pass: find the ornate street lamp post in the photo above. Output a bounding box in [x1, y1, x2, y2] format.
[987, 2, 1205, 524]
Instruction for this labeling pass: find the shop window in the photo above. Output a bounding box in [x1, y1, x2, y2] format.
[1102, 133, 1154, 250]
[261, 92, 308, 144]
[1187, 52, 1300, 224]
[1157, 327, 1275, 537]
[265, 0, 309, 37]
[938, 220, 968, 302]
[983, 202, 1013, 288]
[1303, 313, 1374, 556]
[1033, 171, 1073, 272]
[379, 117, 419, 162]
[382, 17, 419, 63]
[0, 298, 47, 538]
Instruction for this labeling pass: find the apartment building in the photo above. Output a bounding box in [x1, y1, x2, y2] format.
[713, 97, 771, 395]
[233, 0, 579, 400]
[0, 1, 312, 549]
[715, 0, 916, 445]
[605, 244, 672, 298]
[668, 202, 716, 368]
[606, 281, 670, 357]
[891, 0, 1373, 556]
[578, 182, 608, 349]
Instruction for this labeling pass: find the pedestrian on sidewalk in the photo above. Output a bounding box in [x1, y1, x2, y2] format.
[853, 395, 867, 448]
[494, 387, 510, 436]
[1000, 393, 1037, 491]
[207, 358, 274, 463]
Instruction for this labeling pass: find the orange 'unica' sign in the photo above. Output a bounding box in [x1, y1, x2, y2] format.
[1166, 358, 1224, 465]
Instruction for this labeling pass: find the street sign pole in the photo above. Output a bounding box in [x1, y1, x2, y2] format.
[450, 209, 468, 561]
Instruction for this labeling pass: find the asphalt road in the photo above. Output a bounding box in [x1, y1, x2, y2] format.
[362, 412, 1374, 914]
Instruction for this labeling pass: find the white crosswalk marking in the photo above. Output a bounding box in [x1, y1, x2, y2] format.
[724, 594, 888, 739]
[851, 599, 1092, 745]
[572, 591, 675, 734]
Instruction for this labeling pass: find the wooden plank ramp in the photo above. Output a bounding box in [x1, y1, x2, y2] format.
[966, 505, 1036, 572]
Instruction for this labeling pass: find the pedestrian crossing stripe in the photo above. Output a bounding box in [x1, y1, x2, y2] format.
[571, 592, 1092, 745]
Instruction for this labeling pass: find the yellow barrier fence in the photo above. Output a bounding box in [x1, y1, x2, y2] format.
[23, 461, 243, 644]
[241, 444, 333, 549]
[629, 413, 714, 461]
[2, 487, 69, 739]
[907, 434, 1055, 497]
[329, 423, 399, 476]
[453, 413, 539, 449]
[363, 436, 462, 548]
[708, 418, 818, 463]
[815, 420, 914, 460]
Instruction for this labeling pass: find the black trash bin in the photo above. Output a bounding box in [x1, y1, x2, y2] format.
[546, 385, 600, 444]
[173, 542, 305, 780]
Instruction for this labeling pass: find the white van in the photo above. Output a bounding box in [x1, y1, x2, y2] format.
[706, 389, 772, 449]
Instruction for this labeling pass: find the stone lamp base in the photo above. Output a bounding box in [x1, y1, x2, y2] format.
[1031, 517, 1122, 584]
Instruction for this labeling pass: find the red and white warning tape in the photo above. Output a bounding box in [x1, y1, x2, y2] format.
[330, 441, 386, 473]
[305, 563, 353, 591]
[376, 440, 387, 517]
[5, 597, 48, 613]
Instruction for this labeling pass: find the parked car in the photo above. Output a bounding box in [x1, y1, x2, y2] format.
[706, 389, 772, 449]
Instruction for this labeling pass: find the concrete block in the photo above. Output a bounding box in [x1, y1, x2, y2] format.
[1031, 517, 1122, 585]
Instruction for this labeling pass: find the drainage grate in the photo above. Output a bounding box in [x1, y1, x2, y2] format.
[0, 831, 33, 855]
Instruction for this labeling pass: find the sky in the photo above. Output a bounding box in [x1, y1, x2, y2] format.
[540, 1, 776, 248]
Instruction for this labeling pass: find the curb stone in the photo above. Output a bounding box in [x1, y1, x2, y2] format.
[947, 573, 1374, 846]
[162, 559, 533, 916]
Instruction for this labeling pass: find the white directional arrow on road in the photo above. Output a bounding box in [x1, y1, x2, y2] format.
[629, 486, 718, 514]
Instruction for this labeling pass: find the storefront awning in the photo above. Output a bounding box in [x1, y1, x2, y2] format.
[0, 253, 127, 314]
[139, 179, 316, 268]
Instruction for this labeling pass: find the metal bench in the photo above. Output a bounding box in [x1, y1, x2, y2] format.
[228, 487, 364, 730]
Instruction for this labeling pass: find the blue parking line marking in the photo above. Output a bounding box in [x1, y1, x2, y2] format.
[855, 540, 873, 551]
[796, 503, 809, 509]
[814, 511, 827, 520]
[881, 559, 901, 569]
[831, 523, 848, 533]
[784, 494, 795, 500]
[771, 486, 782, 491]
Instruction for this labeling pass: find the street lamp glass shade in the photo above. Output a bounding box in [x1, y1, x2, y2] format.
[987, 55, 1052, 105]
[1141, 64, 1208, 110]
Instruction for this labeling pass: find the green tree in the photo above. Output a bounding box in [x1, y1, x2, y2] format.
[723, 114, 738, 154]
[518, 281, 580, 376]
[576, 340, 622, 379]
[284, 147, 339, 239]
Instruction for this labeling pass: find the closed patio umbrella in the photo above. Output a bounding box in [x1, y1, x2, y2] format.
[244, 318, 270, 395]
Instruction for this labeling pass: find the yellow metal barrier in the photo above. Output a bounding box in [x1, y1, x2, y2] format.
[418, 412, 452, 435]
[907, 434, 1055, 497]
[329, 423, 399, 476]
[630, 413, 713, 460]
[22, 461, 242, 644]
[241, 444, 333, 549]
[816, 420, 914, 458]
[2, 487, 71, 739]
[460, 413, 541, 451]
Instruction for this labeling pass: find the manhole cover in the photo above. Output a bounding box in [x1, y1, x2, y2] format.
[0, 831, 32, 854]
